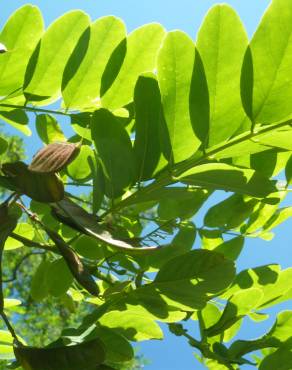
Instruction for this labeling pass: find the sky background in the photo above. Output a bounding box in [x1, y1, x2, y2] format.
[1, 1, 291, 369]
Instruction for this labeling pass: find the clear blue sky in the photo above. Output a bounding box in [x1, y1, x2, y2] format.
[1, 1, 291, 369]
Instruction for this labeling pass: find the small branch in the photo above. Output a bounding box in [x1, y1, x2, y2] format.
[0, 311, 20, 344]
[10, 233, 58, 254]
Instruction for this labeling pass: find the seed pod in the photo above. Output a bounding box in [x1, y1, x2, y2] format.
[45, 227, 100, 297]
[29, 142, 80, 173]
[0, 43, 7, 54]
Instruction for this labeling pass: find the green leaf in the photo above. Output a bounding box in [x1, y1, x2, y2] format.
[51, 197, 160, 254]
[67, 145, 94, 181]
[5, 223, 35, 250]
[140, 249, 236, 310]
[14, 338, 105, 370]
[157, 31, 200, 163]
[93, 326, 134, 363]
[99, 310, 163, 341]
[133, 73, 162, 181]
[229, 311, 292, 360]
[204, 194, 258, 229]
[0, 137, 7, 154]
[206, 288, 263, 337]
[101, 23, 165, 110]
[199, 229, 223, 250]
[243, 0, 292, 124]
[263, 206, 292, 231]
[259, 348, 292, 370]
[178, 163, 277, 198]
[24, 10, 90, 102]
[194, 4, 249, 146]
[72, 235, 105, 260]
[158, 188, 209, 220]
[62, 16, 126, 109]
[91, 109, 134, 198]
[138, 222, 196, 270]
[213, 236, 245, 261]
[0, 109, 31, 136]
[46, 258, 74, 297]
[30, 260, 51, 302]
[0, 5, 44, 97]
[70, 113, 92, 141]
[221, 265, 292, 310]
[35, 114, 65, 144]
[3, 298, 21, 309]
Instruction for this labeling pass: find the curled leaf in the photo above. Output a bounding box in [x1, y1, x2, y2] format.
[29, 142, 80, 173]
[51, 197, 160, 254]
[2, 162, 64, 203]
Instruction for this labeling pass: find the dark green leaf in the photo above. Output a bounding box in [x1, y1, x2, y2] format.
[91, 109, 134, 198]
[14, 338, 105, 370]
[133, 73, 162, 181]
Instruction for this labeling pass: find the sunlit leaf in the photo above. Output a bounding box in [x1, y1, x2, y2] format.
[194, 4, 249, 146]
[157, 30, 200, 163]
[0, 5, 44, 97]
[0, 109, 31, 136]
[242, 0, 292, 124]
[35, 114, 66, 144]
[99, 310, 163, 341]
[5, 223, 34, 250]
[101, 23, 165, 110]
[178, 163, 277, 198]
[24, 10, 90, 102]
[62, 16, 126, 109]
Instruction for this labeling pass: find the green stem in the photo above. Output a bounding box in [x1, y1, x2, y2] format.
[0, 103, 70, 117]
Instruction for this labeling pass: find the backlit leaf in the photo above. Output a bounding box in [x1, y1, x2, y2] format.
[158, 31, 200, 163]
[194, 4, 249, 146]
[24, 10, 90, 103]
[0, 5, 44, 97]
[178, 163, 277, 198]
[243, 0, 292, 124]
[62, 16, 126, 109]
[101, 23, 165, 110]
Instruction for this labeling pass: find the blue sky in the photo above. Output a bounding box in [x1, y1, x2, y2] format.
[1, 1, 292, 369]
